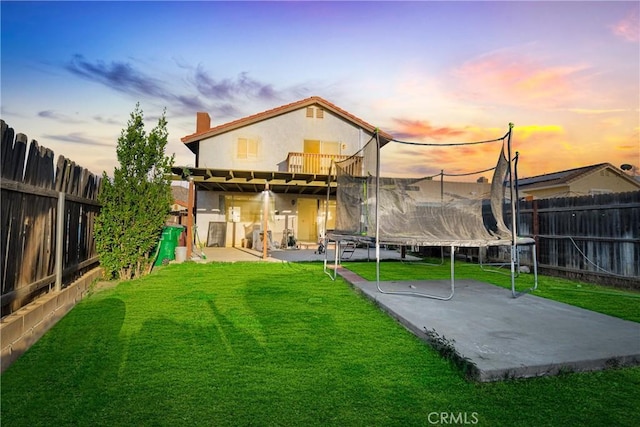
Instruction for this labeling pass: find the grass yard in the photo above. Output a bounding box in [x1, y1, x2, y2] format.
[1, 261, 639, 426]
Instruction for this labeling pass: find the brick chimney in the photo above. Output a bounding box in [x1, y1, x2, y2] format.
[196, 112, 211, 133]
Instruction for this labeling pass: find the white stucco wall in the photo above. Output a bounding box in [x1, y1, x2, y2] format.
[197, 108, 371, 170]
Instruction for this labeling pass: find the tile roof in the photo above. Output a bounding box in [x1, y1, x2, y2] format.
[181, 96, 393, 144]
[518, 163, 626, 189]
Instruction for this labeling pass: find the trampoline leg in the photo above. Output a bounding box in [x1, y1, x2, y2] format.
[374, 245, 454, 301]
[323, 239, 339, 281]
[448, 245, 455, 299]
[511, 243, 538, 298]
[532, 243, 539, 290]
[511, 245, 517, 297]
[479, 246, 515, 276]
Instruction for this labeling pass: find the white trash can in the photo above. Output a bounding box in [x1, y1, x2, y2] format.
[175, 246, 187, 263]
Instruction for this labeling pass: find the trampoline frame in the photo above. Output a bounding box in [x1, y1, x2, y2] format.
[323, 124, 538, 300]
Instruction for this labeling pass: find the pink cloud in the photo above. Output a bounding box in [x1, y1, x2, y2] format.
[381, 119, 634, 179]
[382, 141, 506, 179]
[612, 7, 639, 42]
[390, 119, 466, 141]
[386, 123, 570, 178]
[452, 51, 589, 108]
[381, 124, 517, 178]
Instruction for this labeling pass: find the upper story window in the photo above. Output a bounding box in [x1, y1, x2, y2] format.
[305, 107, 324, 119]
[237, 137, 258, 159]
[303, 140, 340, 155]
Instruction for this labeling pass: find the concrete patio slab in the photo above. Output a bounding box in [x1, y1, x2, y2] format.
[336, 269, 640, 382]
[197, 246, 421, 263]
[269, 247, 421, 263]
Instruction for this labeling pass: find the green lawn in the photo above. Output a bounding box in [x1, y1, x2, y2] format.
[1, 261, 639, 426]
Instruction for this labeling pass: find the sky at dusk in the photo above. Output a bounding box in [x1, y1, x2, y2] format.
[2, 1, 639, 179]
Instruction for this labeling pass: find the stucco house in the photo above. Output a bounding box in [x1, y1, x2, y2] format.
[518, 162, 640, 199]
[174, 96, 392, 250]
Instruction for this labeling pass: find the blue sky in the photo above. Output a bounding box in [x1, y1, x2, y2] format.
[2, 1, 638, 177]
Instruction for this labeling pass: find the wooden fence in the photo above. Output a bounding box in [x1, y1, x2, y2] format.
[514, 191, 640, 287]
[1, 120, 101, 316]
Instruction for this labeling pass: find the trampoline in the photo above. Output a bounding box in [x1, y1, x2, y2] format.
[323, 123, 538, 300]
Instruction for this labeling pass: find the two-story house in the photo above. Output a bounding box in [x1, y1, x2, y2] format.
[175, 96, 392, 250]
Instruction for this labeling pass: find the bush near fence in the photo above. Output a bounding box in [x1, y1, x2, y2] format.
[1, 119, 101, 316]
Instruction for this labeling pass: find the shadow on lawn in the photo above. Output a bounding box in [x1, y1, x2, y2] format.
[61, 298, 127, 422]
[104, 298, 272, 422]
[128, 302, 257, 373]
[62, 297, 126, 381]
[0, 297, 127, 425]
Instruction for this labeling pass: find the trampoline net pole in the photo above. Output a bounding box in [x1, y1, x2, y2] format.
[375, 130, 381, 286]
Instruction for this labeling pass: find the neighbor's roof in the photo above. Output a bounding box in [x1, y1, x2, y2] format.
[181, 96, 393, 144]
[518, 162, 640, 189]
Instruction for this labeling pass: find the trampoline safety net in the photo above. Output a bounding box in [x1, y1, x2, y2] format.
[332, 127, 517, 247]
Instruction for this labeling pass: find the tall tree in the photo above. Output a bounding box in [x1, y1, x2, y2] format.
[95, 104, 174, 280]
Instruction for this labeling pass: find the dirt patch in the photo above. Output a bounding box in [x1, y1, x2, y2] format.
[91, 280, 121, 293]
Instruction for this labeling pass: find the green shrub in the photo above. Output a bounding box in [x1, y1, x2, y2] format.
[95, 104, 174, 280]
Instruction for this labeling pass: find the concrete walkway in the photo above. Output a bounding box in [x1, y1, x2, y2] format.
[337, 268, 640, 381]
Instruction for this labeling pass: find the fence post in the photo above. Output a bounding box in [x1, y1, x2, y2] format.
[55, 192, 65, 292]
[187, 177, 194, 260]
[532, 199, 539, 263]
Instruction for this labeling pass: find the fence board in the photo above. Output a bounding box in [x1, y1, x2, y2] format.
[1, 121, 12, 170]
[517, 191, 640, 286]
[1, 120, 102, 316]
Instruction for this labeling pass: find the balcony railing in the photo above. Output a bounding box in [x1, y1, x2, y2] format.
[286, 152, 362, 176]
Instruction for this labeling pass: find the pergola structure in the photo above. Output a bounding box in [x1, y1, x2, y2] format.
[171, 166, 336, 195]
[171, 166, 338, 258]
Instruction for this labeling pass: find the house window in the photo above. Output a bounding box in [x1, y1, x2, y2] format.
[304, 139, 321, 154]
[303, 140, 341, 174]
[237, 137, 258, 159]
[225, 195, 274, 223]
[304, 140, 340, 155]
[305, 107, 324, 119]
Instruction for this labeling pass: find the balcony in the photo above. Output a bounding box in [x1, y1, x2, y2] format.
[286, 152, 362, 176]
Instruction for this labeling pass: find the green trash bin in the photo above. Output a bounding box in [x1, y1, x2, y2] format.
[154, 225, 185, 266]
